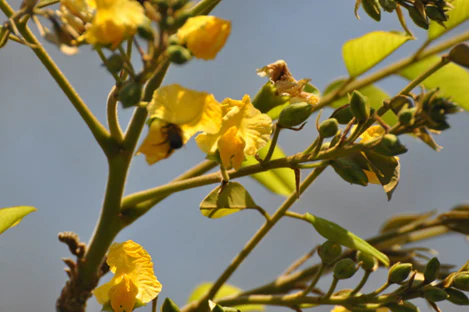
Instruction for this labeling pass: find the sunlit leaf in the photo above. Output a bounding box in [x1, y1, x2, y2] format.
[324, 79, 397, 125]
[343, 31, 411, 77]
[399, 55, 469, 111]
[200, 182, 258, 219]
[304, 213, 390, 266]
[0, 206, 36, 235]
[242, 143, 295, 197]
[188, 283, 264, 312]
[428, 0, 469, 40]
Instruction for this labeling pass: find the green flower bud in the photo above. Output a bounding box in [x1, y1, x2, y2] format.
[318, 240, 342, 264]
[388, 262, 412, 284]
[423, 286, 448, 302]
[357, 251, 378, 272]
[333, 258, 357, 280]
[398, 107, 416, 126]
[362, 0, 381, 21]
[453, 273, 469, 291]
[425, 4, 448, 22]
[408, 6, 429, 30]
[137, 25, 155, 41]
[449, 43, 469, 69]
[168, 45, 192, 65]
[387, 301, 419, 312]
[331, 158, 369, 186]
[162, 298, 180, 312]
[118, 81, 143, 108]
[350, 90, 370, 122]
[168, 34, 181, 45]
[252, 82, 289, 114]
[104, 54, 124, 74]
[446, 288, 469, 305]
[374, 134, 408, 156]
[319, 118, 339, 138]
[424, 257, 440, 283]
[379, 0, 396, 12]
[278, 102, 313, 128]
[331, 104, 354, 124]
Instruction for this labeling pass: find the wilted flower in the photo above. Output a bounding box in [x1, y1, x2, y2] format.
[93, 240, 162, 312]
[196, 95, 272, 170]
[177, 16, 231, 60]
[137, 84, 222, 164]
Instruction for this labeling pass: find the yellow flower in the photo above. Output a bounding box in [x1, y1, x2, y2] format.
[84, 0, 148, 49]
[137, 84, 223, 165]
[177, 16, 231, 60]
[93, 240, 162, 312]
[331, 306, 389, 312]
[60, 0, 95, 23]
[196, 95, 272, 170]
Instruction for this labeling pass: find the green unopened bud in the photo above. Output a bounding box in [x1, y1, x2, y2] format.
[425, 4, 448, 22]
[333, 258, 357, 280]
[398, 107, 416, 126]
[423, 286, 448, 302]
[357, 251, 378, 272]
[319, 118, 339, 138]
[388, 262, 412, 284]
[252, 82, 290, 114]
[408, 6, 429, 29]
[387, 301, 419, 312]
[449, 43, 469, 69]
[374, 134, 408, 156]
[362, 0, 381, 21]
[331, 104, 354, 124]
[453, 273, 469, 291]
[278, 102, 313, 128]
[162, 298, 180, 312]
[331, 158, 369, 186]
[318, 240, 342, 264]
[104, 54, 124, 74]
[446, 288, 469, 305]
[350, 90, 370, 122]
[424, 257, 440, 283]
[118, 81, 142, 108]
[137, 25, 155, 41]
[379, 0, 396, 12]
[168, 45, 192, 65]
[168, 34, 181, 45]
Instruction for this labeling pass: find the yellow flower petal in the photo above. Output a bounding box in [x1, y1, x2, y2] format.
[177, 16, 231, 60]
[137, 119, 176, 165]
[364, 169, 381, 185]
[218, 126, 246, 170]
[109, 275, 138, 312]
[196, 95, 272, 170]
[360, 125, 386, 142]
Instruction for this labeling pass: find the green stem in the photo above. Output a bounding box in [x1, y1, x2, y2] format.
[0, 0, 113, 155]
[189, 0, 222, 16]
[323, 277, 339, 299]
[107, 87, 124, 143]
[183, 166, 327, 312]
[262, 124, 281, 164]
[301, 264, 325, 296]
[350, 270, 372, 296]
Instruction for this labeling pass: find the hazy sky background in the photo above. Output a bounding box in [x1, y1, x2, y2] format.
[0, 1, 468, 311]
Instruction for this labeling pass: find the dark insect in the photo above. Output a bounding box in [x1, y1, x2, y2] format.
[160, 123, 184, 156]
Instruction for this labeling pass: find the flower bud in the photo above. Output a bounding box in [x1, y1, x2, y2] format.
[168, 34, 181, 45]
[319, 118, 339, 138]
[453, 273, 469, 291]
[168, 45, 193, 65]
[388, 262, 412, 284]
[357, 251, 378, 272]
[334, 258, 357, 280]
[118, 81, 142, 108]
[137, 25, 155, 41]
[331, 158, 369, 186]
[446, 288, 469, 305]
[425, 4, 448, 22]
[318, 241, 342, 264]
[408, 6, 430, 29]
[105, 54, 124, 74]
[278, 102, 313, 128]
[398, 107, 416, 126]
[374, 134, 408, 156]
[252, 82, 290, 114]
[449, 43, 469, 69]
[362, 0, 381, 21]
[162, 298, 180, 312]
[424, 257, 440, 283]
[423, 286, 448, 302]
[331, 104, 354, 124]
[350, 90, 370, 122]
[387, 301, 419, 312]
[379, 0, 396, 12]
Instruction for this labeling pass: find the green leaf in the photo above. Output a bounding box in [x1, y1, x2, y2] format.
[188, 283, 264, 312]
[428, 0, 469, 40]
[200, 182, 258, 219]
[0, 206, 36, 235]
[343, 31, 411, 77]
[399, 55, 469, 111]
[324, 79, 397, 125]
[242, 143, 295, 197]
[364, 151, 400, 200]
[304, 213, 390, 266]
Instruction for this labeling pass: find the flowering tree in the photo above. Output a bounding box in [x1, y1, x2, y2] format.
[1, 0, 469, 312]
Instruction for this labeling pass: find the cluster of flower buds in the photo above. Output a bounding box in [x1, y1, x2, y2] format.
[358, 0, 453, 29]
